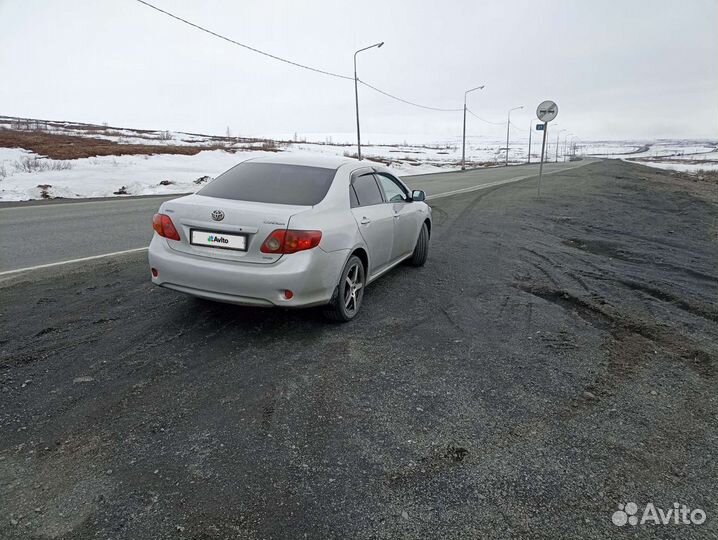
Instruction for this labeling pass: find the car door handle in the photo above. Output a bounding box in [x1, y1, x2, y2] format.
[393, 212, 400, 219]
[360, 217, 371, 225]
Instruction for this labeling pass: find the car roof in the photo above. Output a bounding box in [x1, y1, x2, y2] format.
[248, 153, 357, 169]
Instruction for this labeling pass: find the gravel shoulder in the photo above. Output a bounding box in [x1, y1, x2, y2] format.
[1, 160, 716, 539]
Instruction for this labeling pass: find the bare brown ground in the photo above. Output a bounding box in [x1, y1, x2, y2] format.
[0, 130, 226, 160]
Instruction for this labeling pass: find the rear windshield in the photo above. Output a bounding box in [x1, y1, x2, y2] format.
[198, 162, 336, 206]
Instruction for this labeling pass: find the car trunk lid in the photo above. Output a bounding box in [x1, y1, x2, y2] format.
[162, 194, 308, 264]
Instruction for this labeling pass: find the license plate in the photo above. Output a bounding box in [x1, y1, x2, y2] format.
[190, 229, 247, 251]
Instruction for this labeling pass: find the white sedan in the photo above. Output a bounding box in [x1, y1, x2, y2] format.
[148, 155, 431, 321]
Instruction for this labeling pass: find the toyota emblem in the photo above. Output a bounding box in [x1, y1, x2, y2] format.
[211, 209, 225, 221]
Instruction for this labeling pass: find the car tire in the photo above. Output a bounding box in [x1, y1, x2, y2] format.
[408, 222, 429, 267]
[324, 255, 366, 322]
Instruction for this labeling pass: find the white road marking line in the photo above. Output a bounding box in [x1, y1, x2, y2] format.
[0, 247, 149, 277]
[427, 176, 533, 200]
[1, 161, 593, 276]
[426, 161, 590, 200]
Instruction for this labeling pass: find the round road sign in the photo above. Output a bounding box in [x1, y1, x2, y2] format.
[536, 100, 558, 122]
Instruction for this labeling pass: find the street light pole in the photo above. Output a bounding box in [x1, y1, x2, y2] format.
[505, 105, 523, 166]
[462, 103, 467, 170]
[461, 84, 485, 170]
[354, 41, 384, 160]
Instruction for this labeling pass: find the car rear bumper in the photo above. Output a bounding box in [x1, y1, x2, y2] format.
[148, 236, 348, 307]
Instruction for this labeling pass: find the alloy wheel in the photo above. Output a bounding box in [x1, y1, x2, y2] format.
[343, 262, 364, 315]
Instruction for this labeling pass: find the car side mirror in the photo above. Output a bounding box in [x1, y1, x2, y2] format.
[411, 190, 426, 202]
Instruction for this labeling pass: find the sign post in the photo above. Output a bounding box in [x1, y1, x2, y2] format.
[538, 122, 548, 196]
[535, 100, 558, 197]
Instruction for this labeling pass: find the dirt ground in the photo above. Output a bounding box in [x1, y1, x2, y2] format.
[0, 160, 716, 538]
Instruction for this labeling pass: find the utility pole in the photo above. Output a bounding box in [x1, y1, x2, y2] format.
[354, 62, 360, 159]
[354, 42, 384, 160]
[461, 85, 485, 170]
[505, 105, 523, 166]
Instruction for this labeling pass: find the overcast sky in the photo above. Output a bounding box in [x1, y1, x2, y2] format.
[1, 0, 716, 142]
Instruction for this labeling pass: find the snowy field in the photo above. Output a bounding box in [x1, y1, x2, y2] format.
[0, 120, 543, 201]
[0, 145, 461, 201]
[581, 139, 718, 173]
[0, 143, 474, 201]
[0, 118, 715, 201]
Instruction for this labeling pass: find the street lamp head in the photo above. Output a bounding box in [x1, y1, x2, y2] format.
[355, 42, 385, 56]
[465, 84, 486, 97]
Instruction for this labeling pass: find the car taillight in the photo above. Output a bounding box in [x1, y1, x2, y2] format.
[260, 229, 322, 254]
[152, 213, 181, 241]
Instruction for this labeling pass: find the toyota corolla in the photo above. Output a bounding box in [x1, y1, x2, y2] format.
[148, 155, 431, 321]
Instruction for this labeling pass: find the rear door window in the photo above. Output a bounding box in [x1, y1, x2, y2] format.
[352, 173, 384, 206]
[198, 162, 336, 206]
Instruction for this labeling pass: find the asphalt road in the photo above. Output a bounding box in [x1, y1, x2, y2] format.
[0, 161, 588, 273]
[1, 160, 716, 539]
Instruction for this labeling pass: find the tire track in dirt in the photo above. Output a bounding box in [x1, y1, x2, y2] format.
[514, 284, 716, 381]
